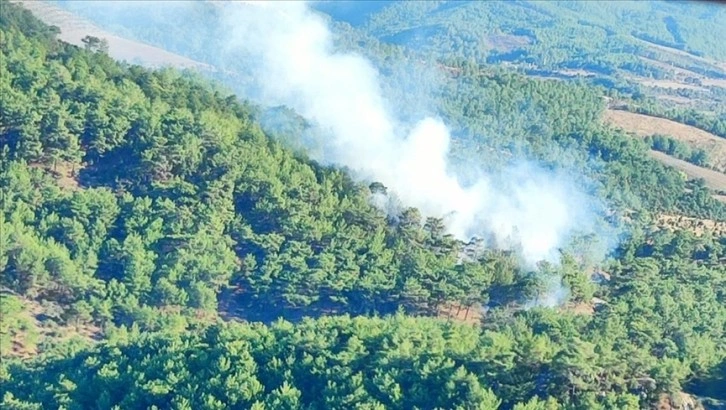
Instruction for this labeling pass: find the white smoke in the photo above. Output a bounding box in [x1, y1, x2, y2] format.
[218, 1, 595, 264]
[55, 0, 610, 266]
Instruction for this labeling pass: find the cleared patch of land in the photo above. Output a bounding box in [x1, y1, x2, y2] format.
[556, 69, 597, 77]
[657, 214, 726, 237]
[656, 94, 694, 105]
[1, 292, 102, 359]
[637, 38, 726, 75]
[438, 303, 483, 325]
[637, 55, 701, 79]
[603, 109, 726, 173]
[649, 151, 726, 194]
[12, 0, 213, 71]
[635, 78, 707, 91]
[485, 33, 531, 52]
[702, 78, 726, 88]
[627, 39, 726, 109]
[29, 161, 82, 191]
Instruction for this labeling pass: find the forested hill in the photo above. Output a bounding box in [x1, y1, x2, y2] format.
[25, 0, 726, 220]
[316, 1, 726, 61]
[314, 1, 726, 131]
[1, 2, 726, 409]
[51, 1, 726, 140]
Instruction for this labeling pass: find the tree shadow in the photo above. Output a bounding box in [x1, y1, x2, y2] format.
[685, 360, 726, 409]
[217, 287, 400, 325]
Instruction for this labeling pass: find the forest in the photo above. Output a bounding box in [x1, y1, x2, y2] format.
[1, 1, 726, 409]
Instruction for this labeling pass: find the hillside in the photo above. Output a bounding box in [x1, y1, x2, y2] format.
[603, 109, 726, 174]
[47, 1, 726, 117]
[313, 1, 726, 108]
[8, 0, 213, 70]
[2, 1, 726, 409]
[36, 0, 726, 220]
[648, 151, 726, 199]
[42, 1, 726, 193]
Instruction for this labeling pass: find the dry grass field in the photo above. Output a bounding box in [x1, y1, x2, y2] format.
[603, 109, 726, 173]
[648, 151, 726, 197]
[656, 214, 726, 237]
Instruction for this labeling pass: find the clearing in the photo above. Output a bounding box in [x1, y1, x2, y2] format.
[627, 39, 726, 109]
[1, 292, 102, 359]
[637, 38, 726, 74]
[438, 303, 483, 325]
[656, 214, 726, 237]
[29, 161, 82, 191]
[633, 77, 707, 91]
[649, 151, 726, 198]
[603, 109, 726, 173]
[701, 78, 726, 88]
[485, 33, 531, 52]
[637, 55, 701, 79]
[634, 56, 726, 91]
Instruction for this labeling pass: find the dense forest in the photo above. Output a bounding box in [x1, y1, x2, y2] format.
[1, 1, 726, 409]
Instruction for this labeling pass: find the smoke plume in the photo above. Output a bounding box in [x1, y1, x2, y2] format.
[56, 0, 614, 267]
[219, 1, 602, 264]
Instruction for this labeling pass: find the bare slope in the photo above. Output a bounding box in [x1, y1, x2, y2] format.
[656, 214, 726, 237]
[11, 0, 213, 71]
[649, 151, 726, 198]
[603, 109, 726, 173]
[638, 38, 726, 74]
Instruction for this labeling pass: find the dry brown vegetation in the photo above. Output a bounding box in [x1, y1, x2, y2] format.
[625, 39, 726, 112]
[562, 301, 595, 316]
[656, 392, 705, 410]
[437, 303, 483, 325]
[485, 33, 531, 52]
[603, 109, 726, 204]
[656, 95, 694, 105]
[603, 109, 726, 173]
[632, 55, 718, 92]
[3, 295, 102, 359]
[648, 151, 726, 194]
[28, 161, 82, 191]
[638, 39, 726, 74]
[656, 214, 726, 237]
[637, 56, 700, 78]
[635, 78, 707, 91]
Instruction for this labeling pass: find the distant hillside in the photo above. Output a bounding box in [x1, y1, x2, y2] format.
[10, 0, 213, 70]
[25, 0, 726, 222]
[649, 151, 726, 197]
[603, 109, 726, 173]
[315, 1, 726, 111]
[318, 1, 726, 63]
